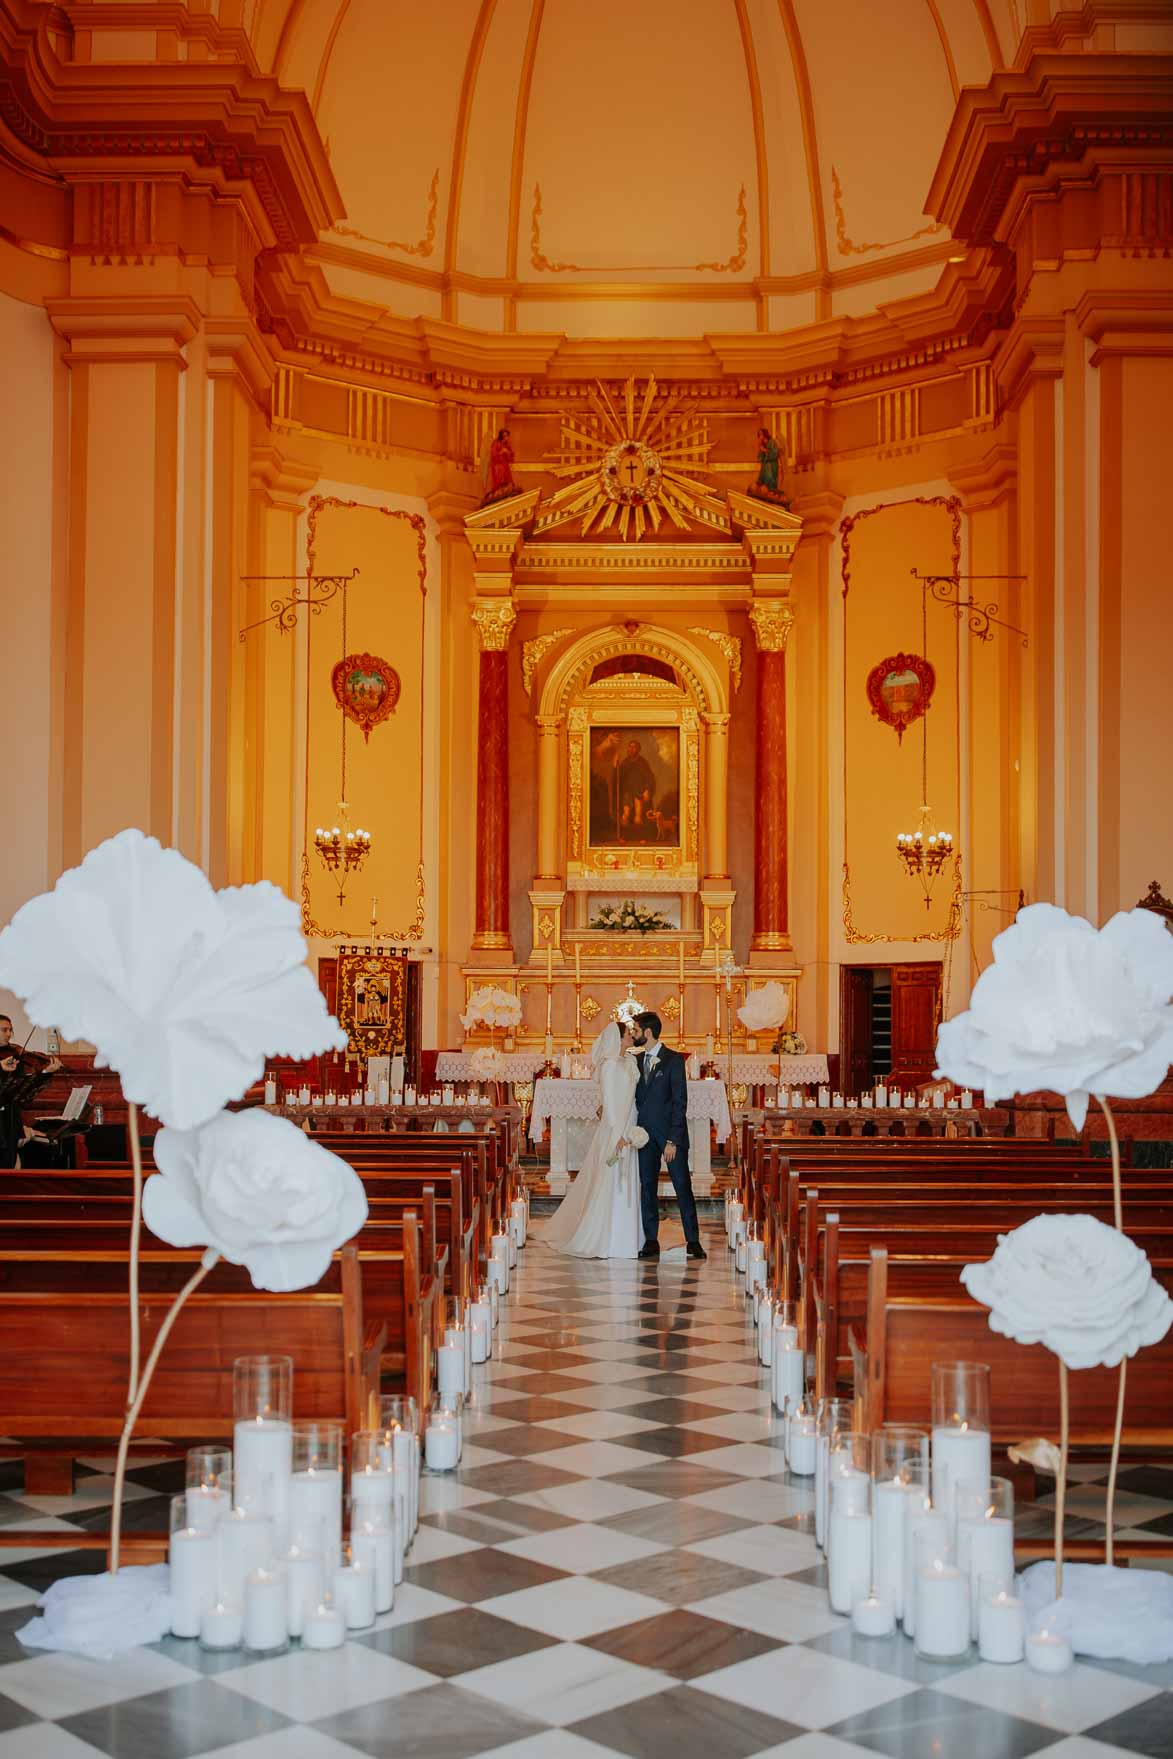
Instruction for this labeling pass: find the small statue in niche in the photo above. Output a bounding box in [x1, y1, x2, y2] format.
[750, 426, 790, 506]
[481, 427, 520, 505]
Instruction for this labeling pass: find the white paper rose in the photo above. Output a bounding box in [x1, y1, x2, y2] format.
[0, 829, 347, 1130]
[461, 984, 523, 1032]
[738, 982, 790, 1034]
[935, 902, 1173, 1129]
[469, 1046, 503, 1079]
[143, 1108, 368, 1291]
[961, 1213, 1173, 1370]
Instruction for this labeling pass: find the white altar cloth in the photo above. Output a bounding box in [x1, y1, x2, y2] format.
[530, 1076, 731, 1193]
[435, 1051, 544, 1082]
[712, 1053, 830, 1085]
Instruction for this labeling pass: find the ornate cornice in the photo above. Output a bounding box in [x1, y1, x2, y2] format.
[471, 600, 517, 652]
[748, 601, 794, 652]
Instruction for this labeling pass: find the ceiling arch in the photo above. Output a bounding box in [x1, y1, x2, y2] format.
[252, 0, 1019, 338]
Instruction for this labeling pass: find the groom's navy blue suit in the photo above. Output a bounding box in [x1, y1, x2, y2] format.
[634, 1044, 700, 1248]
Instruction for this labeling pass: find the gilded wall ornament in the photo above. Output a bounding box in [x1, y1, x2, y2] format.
[331, 651, 401, 742]
[522, 629, 573, 697]
[471, 600, 517, 651]
[748, 601, 794, 651]
[580, 995, 601, 1021]
[865, 652, 935, 744]
[688, 628, 742, 693]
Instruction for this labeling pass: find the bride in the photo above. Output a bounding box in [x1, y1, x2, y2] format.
[544, 1021, 647, 1259]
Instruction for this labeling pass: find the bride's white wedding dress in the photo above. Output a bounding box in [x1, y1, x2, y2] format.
[544, 1026, 646, 1259]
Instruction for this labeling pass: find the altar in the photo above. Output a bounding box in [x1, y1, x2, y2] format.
[529, 1075, 732, 1194]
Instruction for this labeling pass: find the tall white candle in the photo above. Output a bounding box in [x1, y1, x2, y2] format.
[217, 1508, 273, 1604]
[914, 1560, 970, 1658]
[788, 1418, 817, 1476]
[288, 1466, 342, 1568]
[957, 1515, 1014, 1637]
[437, 1342, 465, 1400]
[829, 1510, 873, 1614]
[425, 1416, 460, 1471]
[772, 1343, 803, 1416]
[185, 1485, 227, 1533]
[243, 1567, 287, 1652]
[350, 1463, 394, 1521]
[815, 1435, 829, 1548]
[931, 1425, 991, 1522]
[872, 1478, 911, 1621]
[333, 1560, 375, 1629]
[903, 1509, 945, 1639]
[233, 1417, 292, 1538]
[169, 1526, 220, 1637]
[351, 1519, 394, 1613]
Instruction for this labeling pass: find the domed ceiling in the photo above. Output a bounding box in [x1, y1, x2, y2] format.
[249, 0, 1018, 339]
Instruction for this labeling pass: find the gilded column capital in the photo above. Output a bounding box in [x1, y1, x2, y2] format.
[748, 601, 794, 652]
[471, 599, 517, 652]
[534, 714, 563, 736]
[703, 712, 732, 734]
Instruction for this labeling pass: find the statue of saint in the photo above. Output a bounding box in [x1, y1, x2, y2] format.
[482, 428, 518, 503]
[754, 427, 782, 498]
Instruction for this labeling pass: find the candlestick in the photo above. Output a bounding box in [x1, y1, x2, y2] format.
[678, 938, 685, 988]
[574, 941, 581, 984]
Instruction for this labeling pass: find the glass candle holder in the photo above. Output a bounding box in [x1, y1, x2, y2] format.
[903, 1504, 948, 1641]
[185, 1447, 232, 1533]
[977, 1570, 1025, 1664]
[425, 1396, 463, 1471]
[955, 1475, 1015, 1638]
[169, 1493, 219, 1638]
[289, 1421, 343, 1569]
[912, 1525, 969, 1660]
[815, 1398, 855, 1550]
[232, 1355, 293, 1540]
[828, 1473, 873, 1616]
[871, 1443, 928, 1625]
[785, 1392, 818, 1476]
[756, 1294, 775, 1366]
[351, 1428, 395, 1529]
[930, 1361, 991, 1519]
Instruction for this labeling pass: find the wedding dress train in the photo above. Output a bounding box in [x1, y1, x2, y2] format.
[544, 1025, 645, 1259]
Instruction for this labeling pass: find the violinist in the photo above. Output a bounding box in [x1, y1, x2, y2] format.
[0, 1015, 60, 1166]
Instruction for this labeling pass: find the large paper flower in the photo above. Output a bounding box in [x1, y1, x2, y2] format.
[143, 1108, 368, 1291]
[961, 1213, 1173, 1370]
[461, 985, 523, 1032]
[935, 903, 1173, 1129]
[738, 982, 790, 1034]
[0, 829, 347, 1129]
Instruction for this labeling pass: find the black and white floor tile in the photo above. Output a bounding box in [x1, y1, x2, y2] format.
[0, 1215, 1169, 1758]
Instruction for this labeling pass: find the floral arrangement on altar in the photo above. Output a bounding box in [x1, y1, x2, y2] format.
[468, 1045, 504, 1079]
[776, 1030, 807, 1056]
[0, 828, 362, 1652]
[589, 899, 673, 935]
[936, 901, 1173, 1659]
[460, 985, 522, 1033]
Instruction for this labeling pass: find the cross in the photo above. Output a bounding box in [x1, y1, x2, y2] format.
[624, 458, 640, 484]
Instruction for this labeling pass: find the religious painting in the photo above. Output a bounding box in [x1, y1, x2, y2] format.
[865, 652, 935, 744]
[588, 726, 681, 847]
[331, 651, 401, 742]
[336, 950, 408, 1057]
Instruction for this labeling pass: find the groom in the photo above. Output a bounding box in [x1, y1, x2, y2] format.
[630, 1011, 706, 1261]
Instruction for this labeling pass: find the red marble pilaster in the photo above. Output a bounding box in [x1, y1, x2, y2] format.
[473, 646, 512, 950]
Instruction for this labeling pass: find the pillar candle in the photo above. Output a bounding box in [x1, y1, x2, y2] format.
[288, 1467, 342, 1569]
[199, 1600, 243, 1651]
[872, 1478, 923, 1623]
[217, 1508, 273, 1604]
[333, 1561, 375, 1630]
[470, 1313, 491, 1364]
[185, 1485, 227, 1533]
[852, 1593, 896, 1637]
[169, 1526, 220, 1637]
[350, 1463, 394, 1520]
[425, 1416, 460, 1471]
[829, 1509, 873, 1614]
[243, 1567, 288, 1652]
[302, 1601, 345, 1650]
[350, 1519, 394, 1614]
[437, 1342, 465, 1400]
[914, 1560, 970, 1659]
[788, 1418, 817, 1476]
[1025, 1627, 1073, 1674]
[772, 1342, 803, 1417]
[815, 1435, 829, 1548]
[931, 1426, 991, 1522]
[283, 1544, 324, 1639]
[232, 1416, 292, 1539]
[757, 1310, 773, 1367]
[958, 1515, 1015, 1637]
[978, 1588, 1026, 1664]
[903, 1510, 947, 1639]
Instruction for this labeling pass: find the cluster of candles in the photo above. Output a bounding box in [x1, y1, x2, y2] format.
[169, 1193, 529, 1655]
[168, 1360, 421, 1654]
[265, 1075, 494, 1110]
[765, 1086, 973, 1111]
[724, 1199, 1075, 1676]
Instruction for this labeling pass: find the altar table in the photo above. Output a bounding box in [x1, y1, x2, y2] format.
[435, 1051, 543, 1082]
[530, 1076, 732, 1194]
[713, 1053, 830, 1085]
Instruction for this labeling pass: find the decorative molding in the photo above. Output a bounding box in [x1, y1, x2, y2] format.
[522, 629, 573, 696]
[688, 628, 743, 692]
[831, 165, 947, 257]
[333, 169, 440, 258]
[530, 181, 748, 274]
[471, 600, 518, 652]
[748, 602, 794, 651]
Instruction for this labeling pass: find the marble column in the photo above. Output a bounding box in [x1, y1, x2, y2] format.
[749, 601, 794, 952]
[471, 600, 517, 952]
[535, 715, 563, 880]
[702, 712, 731, 880]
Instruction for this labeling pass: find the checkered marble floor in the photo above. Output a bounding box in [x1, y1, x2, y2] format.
[0, 1217, 1171, 1759]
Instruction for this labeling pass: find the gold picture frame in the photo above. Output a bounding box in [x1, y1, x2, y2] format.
[567, 687, 700, 888]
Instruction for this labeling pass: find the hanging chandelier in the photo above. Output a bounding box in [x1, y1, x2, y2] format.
[314, 578, 372, 908]
[895, 579, 956, 908]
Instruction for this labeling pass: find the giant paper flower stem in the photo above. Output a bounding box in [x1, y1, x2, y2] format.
[1056, 1361, 1069, 1597]
[109, 1251, 219, 1574]
[1097, 1095, 1126, 1567]
[126, 1104, 144, 1405]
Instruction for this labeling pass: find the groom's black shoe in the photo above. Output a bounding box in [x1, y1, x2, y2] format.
[638, 1242, 661, 1260]
[686, 1241, 707, 1261]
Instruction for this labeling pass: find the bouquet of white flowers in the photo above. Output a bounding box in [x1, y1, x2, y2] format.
[590, 899, 672, 935]
[607, 1125, 649, 1167]
[461, 985, 523, 1032]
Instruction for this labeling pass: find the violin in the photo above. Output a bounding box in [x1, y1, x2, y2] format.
[0, 1035, 59, 1075]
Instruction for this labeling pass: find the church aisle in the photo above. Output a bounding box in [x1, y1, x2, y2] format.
[0, 1221, 1166, 1758]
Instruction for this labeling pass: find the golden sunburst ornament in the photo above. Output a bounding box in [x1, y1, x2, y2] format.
[534, 375, 719, 542]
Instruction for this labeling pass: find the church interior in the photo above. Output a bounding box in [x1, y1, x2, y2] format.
[1, 0, 1173, 1752]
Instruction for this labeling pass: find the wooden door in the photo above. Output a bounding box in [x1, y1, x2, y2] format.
[889, 961, 942, 1087]
[839, 966, 874, 1096]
